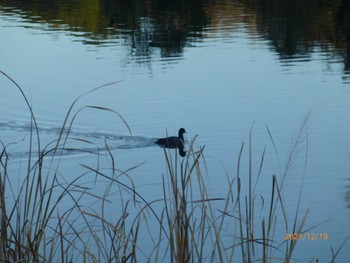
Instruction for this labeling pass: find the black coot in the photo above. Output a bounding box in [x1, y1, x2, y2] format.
[155, 128, 186, 157]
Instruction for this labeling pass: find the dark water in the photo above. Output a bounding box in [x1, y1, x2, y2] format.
[1, 0, 350, 261]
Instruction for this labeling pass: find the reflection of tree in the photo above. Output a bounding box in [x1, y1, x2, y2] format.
[102, 0, 209, 58]
[0, 0, 349, 77]
[337, 0, 350, 77]
[242, 0, 350, 79]
[257, 0, 316, 58]
[346, 187, 350, 210]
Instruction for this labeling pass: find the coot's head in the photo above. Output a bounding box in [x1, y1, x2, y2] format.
[178, 128, 186, 136]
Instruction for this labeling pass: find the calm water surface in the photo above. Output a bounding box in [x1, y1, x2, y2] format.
[1, 0, 350, 261]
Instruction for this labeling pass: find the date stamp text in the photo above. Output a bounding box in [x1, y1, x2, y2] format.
[285, 233, 328, 241]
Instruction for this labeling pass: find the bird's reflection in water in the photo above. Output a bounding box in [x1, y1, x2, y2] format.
[178, 145, 186, 157]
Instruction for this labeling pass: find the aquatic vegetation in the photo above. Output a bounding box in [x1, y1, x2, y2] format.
[0, 71, 348, 262]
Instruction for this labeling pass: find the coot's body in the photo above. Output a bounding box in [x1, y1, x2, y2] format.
[155, 128, 185, 148]
[155, 128, 186, 157]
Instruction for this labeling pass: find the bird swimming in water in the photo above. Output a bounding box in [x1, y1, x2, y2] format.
[155, 128, 186, 157]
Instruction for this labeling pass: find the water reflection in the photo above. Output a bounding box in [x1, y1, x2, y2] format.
[0, 0, 349, 80]
[346, 184, 350, 210]
[245, 0, 350, 82]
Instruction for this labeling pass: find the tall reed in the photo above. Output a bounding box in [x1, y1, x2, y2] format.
[159, 141, 228, 262]
[0, 71, 141, 262]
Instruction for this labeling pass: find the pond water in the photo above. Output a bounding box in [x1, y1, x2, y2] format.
[1, 0, 350, 261]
